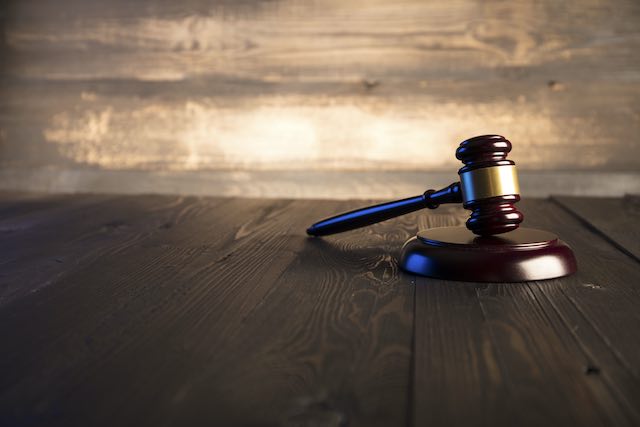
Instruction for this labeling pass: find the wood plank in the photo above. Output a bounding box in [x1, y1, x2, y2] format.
[552, 195, 640, 262]
[413, 280, 629, 426]
[0, 196, 416, 426]
[162, 202, 422, 426]
[412, 209, 616, 426]
[413, 198, 640, 426]
[2, 194, 639, 426]
[1, 76, 638, 175]
[5, 0, 640, 83]
[0, 193, 226, 307]
[0, 192, 73, 219]
[0, 193, 117, 304]
[0, 196, 315, 425]
[520, 198, 640, 411]
[2, 169, 639, 200]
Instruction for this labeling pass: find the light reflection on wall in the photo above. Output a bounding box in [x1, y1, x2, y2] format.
[4, 0, 637, 198]
[43, 95, 580, 172]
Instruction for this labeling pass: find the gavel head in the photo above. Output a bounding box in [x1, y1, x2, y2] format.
[456, 135, 524, 236]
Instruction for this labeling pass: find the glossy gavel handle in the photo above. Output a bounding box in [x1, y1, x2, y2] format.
[306, 182, 462, 236]
[306, 194, 429, 236]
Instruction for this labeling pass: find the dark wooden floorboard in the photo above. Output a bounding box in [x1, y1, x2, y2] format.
[0, 193, 227, 306]
[184, 203, 418, 427]
[520, 199, 640, 420]
[1, 194, 639, 426]
[552, 195, 640, 262]
[0, 193, 111, 227]
[413, 199, 640, 427]
[0, 192, 71, 219]
[0, 196, 309, 425]
[0, 195, 416, 427]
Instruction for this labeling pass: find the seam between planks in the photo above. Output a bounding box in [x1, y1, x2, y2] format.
[558, 286, 638, 380]
[532, 282, 640, 423]
[407, 275, 417, 427]
[547, 197, 640, 381]
[550, 196, 640, 264]
[474, 286, 513, 396]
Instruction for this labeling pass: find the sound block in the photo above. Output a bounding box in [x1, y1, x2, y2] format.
[400, 226, 577, 282]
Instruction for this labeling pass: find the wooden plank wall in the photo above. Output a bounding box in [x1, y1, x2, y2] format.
[1, 0, 639, 197]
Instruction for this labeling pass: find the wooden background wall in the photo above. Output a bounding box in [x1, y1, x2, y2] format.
[1, 0, 639, 198]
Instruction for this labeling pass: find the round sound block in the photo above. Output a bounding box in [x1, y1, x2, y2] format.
[400, 226, 577, 282]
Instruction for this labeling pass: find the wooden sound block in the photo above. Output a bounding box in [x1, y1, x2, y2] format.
[400, 226, 577, 282]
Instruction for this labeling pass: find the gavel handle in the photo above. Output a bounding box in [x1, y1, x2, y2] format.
[306, 182, 462, 236]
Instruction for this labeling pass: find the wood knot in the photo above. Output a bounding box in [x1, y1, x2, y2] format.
[584, 364, 600, 375]
[361, 78, 380, 90]
[547, 80, 566, 91]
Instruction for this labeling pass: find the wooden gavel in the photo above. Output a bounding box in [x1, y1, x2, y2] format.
[307, 135, 524, 237]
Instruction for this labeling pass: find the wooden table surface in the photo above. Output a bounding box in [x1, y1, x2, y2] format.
[0, 193, 639, 427]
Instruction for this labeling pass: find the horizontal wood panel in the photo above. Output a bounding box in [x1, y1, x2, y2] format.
[4, 0, 640, 82]
[1, 0, 639, 193]
[1, 168, 639, 199]
[1, 78, 638, 172]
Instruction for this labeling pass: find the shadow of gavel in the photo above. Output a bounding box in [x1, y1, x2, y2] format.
[307, 135, 524, 237]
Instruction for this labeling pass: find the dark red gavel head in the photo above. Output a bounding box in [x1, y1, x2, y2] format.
[455, 135, 524, 236]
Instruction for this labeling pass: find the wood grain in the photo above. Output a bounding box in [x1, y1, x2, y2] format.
[1, 0, 639, 191]
[5, 0, 640, 83]
[0, 192, 72, 219]
[552, 195, 640, 262]
[2, 168, 639, 201]
[0, 195, 415, 426]
[0, 193, 229, 306]
[0, 197, 303, 425]
[162, 203, 419, 426]
[2, 78, 639, 173]
[413, 198, 640, 426]
[2, 193, 640, 426]
[520, 199, 640, 398]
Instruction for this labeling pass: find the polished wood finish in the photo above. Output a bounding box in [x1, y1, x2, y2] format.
[456, 135, 524, 235]
[401, 226, 576, 282]
[0, 193, 639, 426]
[306, 182, 462, 236]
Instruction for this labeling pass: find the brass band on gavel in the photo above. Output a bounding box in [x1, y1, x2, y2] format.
[458, 165, 520, 204]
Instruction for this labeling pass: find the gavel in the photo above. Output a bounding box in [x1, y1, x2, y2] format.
[307, 135, 524, 237]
